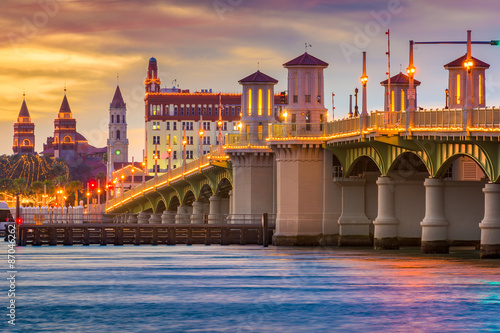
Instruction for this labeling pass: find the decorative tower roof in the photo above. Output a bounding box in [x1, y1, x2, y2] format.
[444, 54, 490, 69]
[283, 52, 329, 67]
[110, 85, 126, 108]
[59, 94, 72, 113]
[18, 99, 30, 118]
[380, 72, 421, 86]
[238, 70, 278, 84]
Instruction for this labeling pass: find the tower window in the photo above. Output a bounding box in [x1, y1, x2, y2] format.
[456, 74, 461, 104]
[248, 88, 252, 116]
[305, 95, 311, 102]
[401, 90, 405, 111]
[116, 130, 120, 139]
[23, 139, 30, 146]
[111, 115, 114, 123]
[63, 136, 72, 143]
[479, 74, 483, 104]
[268, 90, 272, 116]
[391, 90, 395, 112]
[117, 115, 120, 123]
[258, 89, 263, 116]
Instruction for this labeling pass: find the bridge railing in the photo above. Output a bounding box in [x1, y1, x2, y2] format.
[471, 107, 500, 128]
[270, 123, 328, 138]
[368, 111, 406, 130]
[225, 133, 268, 146]
[413, 108, 463, 129]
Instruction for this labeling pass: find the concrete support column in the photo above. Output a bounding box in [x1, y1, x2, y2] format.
[373, 176, 400, 250]
[479, 183, 500, 259]
[420, 178, 449, 254]
[191, 201, 205, 224]
[149, 213, 162, 224]
[336, 178, 372, 246]
[137, 211, 150, 224]
[161, 210, 176, 224]
[127, 214, 138, 224]
[175, 205, 189, 224]
[208, 195, 222, 224]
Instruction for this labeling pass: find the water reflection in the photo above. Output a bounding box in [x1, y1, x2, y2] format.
[2, 244, 499, 333]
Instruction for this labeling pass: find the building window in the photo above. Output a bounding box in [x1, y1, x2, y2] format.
[173, 122, 177, 131]
[258, 89, 263, 116]
[111, 115, 114, 123]
[233, 122, 239, 131]
[186, 151, 193, 159]
[174, 106, 178, 116]
[173, 151, 177, 160]
[153, 165, 161, 172]
[187, 136, 194, 145]
[232, 106, 235, 116]
[305, 95, 311, 103]
[165, 105, 170, 115]
[153, 150, 160, 158]
[166, 122, 170, 130]
[456, 74, 461, 104]
[203, 136, 211, 145]
[153, 136, 160, 144]
[223, 122, 227, 131]
[203, 122, 210, 130]
[180, 106, 184, 116]
[117, 115, 120, 123]
[317, 95, 321, 103]
[293, 95, 298, 103]
[116, 130, 120, 139]
[444, 164, 453, 179]
[23, 139, 31, 146]
[173, 136, 178, 145]
[258, 125, 263, 140]
[153, 121, 160, 130]
[237, 106, 241, 116]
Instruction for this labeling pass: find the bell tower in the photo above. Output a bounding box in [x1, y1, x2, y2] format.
[107, 85, 129, 172]
[283, 52, 329, 127]
[53, 90, 76, 160]
[13, 94, 35, 154]
[145, 57, 161, 93]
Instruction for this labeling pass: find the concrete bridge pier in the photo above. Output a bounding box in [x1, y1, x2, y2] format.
[420, 178, 449, 254]
[161, 210, 176, 224]
[191, 201, 205, 224]
[137, 211, 150, 224]
[373, 176, 400, 250]
[149, 213, 162, 224]
[208, 195, 222, 224]
[479, 183, 500, 258]
[272, 144, 324, 246]
[175, 205, 190, 224]
[127, 214, 138, 224]
[336, 177, 372, 246]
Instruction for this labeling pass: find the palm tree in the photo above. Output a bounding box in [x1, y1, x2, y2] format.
[67, 180, 83, 206]
[30, 181, 44, 206]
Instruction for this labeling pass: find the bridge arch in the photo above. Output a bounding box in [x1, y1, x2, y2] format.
[388, 151, 430, 180]
[183, 190, 196, 206]
[155, 199, 167, 214]
[344, 146, 385, 177]
[215, 177, 232, 198]
[168, 196, 180, 211]
[436, 153, 490, 181]
[345, 155, 383, 178]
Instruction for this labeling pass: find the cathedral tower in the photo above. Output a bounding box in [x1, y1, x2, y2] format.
[13, 94, 35, 154]
[53, 91, 76, 160]
[107, 85, 129, 165]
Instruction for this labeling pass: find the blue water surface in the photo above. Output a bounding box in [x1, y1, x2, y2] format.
[1, 243, 499, 332]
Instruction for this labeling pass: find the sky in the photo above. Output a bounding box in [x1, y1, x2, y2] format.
[1, 0, 500, 160]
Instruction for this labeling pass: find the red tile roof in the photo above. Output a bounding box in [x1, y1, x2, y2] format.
[283, 52, 329, 67]
[59, 94, 72, 113]
[18, 99, 30, 118]
[239, 70, 278, 84]
[444, 54, 490, 69]
[110, 85, 126, 108]
[380, 72, 421, 85]
[75, 132, 88, 142]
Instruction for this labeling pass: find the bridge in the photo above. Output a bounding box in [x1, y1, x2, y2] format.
[105, 106, 500, 258]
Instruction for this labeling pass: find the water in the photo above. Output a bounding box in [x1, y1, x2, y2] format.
[1, 243, 499, 333]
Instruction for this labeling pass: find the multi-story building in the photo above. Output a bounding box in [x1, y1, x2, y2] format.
[144, 57, 287, 173]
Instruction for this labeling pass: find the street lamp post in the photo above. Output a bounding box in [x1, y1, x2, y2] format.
[199, 126, 204, 168]
[445, 88, 449, 109]
[354, 88, 359, 117]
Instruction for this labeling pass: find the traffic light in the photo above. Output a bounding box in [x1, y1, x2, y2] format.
[89, 180, 97, 190]
[491, 40, 500, 46]
[280, 91, 286, 104]
[107, 182, 114, 190]
[16, 217, 22, 225]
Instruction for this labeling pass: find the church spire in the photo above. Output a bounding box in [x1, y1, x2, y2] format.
[110, 85, 126, 109]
